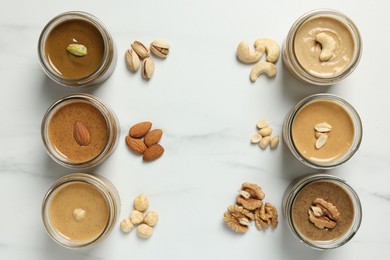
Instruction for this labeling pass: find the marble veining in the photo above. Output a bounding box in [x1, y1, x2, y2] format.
[1, 0, 390, 259]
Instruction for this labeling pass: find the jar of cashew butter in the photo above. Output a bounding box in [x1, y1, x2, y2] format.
[38, 11, 117, 87]
[42, 173, 120, 249]
[283, 174, 362, 249]
[283, 9, 362, 85]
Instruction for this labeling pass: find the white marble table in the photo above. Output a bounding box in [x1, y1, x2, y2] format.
[1, 0, 389, 259]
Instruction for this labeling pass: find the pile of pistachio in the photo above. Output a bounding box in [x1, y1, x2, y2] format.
[125, 40, 170, 80]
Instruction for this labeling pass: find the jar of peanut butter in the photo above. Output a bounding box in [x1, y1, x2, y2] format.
[42, 173, 120, 249]
[283, 94, 362, 169]
[283, 9, 362, 85]
[38, 11, 117, 87]
[41, 93, 120, 169]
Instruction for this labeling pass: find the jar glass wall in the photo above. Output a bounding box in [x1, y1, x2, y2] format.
[283, 174, 362, 250]
[42, 173, 120, 249]
[283, 9, 362, 85]
[283, 94, 362, 169]
[41, 93, 120, 169]
[38, 11, 117, 87]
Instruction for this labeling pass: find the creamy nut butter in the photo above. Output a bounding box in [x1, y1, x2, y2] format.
[49, 181, 109, 242]
[45, 19, 104, 79]
[283, 94, 362, 169]
[283, 9, 362, 85]
[42, 173, 120, 249]
[38, 11, 117, 87]
[283, 174, 362, 249]
[41, 94, 120, 169]
[291, 100, 354, 163]
[294, 16, 354, 77]
[48, 101, 108, 163]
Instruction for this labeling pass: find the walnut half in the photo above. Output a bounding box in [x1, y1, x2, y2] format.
[236, 182, 265, 211]
[254, 202, 278, 230]
[308, 198, 340, 230]
[223, 205, 254, 233]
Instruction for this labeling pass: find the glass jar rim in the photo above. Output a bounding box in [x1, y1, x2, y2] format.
[285, 93, 363, 169]
[285, 9, 362, 85]
[284, 173, 362, 250]
[37, 11, 114, 87]
[41, 93, 118, 169]
[41, 173, 119, 249]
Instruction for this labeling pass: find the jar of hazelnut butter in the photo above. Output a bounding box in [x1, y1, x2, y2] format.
[38, 11, 117, 87]
[41, 94, 120, 169]
[283, 94, 362, 169]
[42, 173, 120, 249]
[283, 174, 362, 249]
[283, 9, 362, 85]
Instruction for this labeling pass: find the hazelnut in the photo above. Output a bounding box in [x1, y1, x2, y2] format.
[144, 211, 159, 226]
[134, 194, 149, 212]
[137, 223, 153, 239]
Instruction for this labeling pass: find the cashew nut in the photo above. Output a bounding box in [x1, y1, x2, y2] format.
[254, 38, 280, 63]
[236, 41, 264, 64]
[315, 32, 336, 62]
[249, 61, 277, 82]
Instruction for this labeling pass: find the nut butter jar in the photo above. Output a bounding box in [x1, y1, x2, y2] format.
[38, 11, 117, 87]
[283, 174, 362, 250]
[283, 94, 362, 169]
[42, 173, 120, 249]
[283, 9, 362, 85]
[41, 93, 120, 169]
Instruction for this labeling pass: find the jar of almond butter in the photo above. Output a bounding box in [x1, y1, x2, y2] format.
[41, 93, 120, 169]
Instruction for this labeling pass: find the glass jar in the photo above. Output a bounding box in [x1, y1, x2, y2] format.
[283, 94, 362, 169]
[283, 173, 362, 250]
[283, 9, 362, 85]
[41, 93, 120, 169]
[38, 11, 117, 87]
[42, 173, 120, 249]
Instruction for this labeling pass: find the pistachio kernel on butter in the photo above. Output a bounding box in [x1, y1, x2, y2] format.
[66, 43, 88, 57]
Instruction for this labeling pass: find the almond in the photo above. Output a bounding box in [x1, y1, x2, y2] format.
[143, 144, 164, 161]
[129, 121, 152, 138]
[144, 129, 163, 147]
[73, 121, 90, 146]
[126, 136, 147, 154]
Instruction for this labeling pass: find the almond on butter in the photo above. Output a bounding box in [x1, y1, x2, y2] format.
[129, 121, 152, 138]
[73, 121, 90, 146]
[144, 129, 163, 147]
[143, 144, 164, 161]
[126, 136, 147, 154]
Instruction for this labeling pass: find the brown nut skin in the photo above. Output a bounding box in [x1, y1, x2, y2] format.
[236, 196, 262, 211]
[125, 136, 147, 154]
[241, 182, 265, 200]
[129, 121, 152, 138]
[143, 144, 164, 162]
[144, 129, 163, 147]
[223, 205, 254, 233]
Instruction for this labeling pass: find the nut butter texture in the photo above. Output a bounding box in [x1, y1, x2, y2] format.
[294, 16, 354, 77]
[292, 100, 354, 163]
[291, 181, 354, 241]
[45, 20, 104, 79]
[49, 182, 109, 242]
[48, 102, 108, 163]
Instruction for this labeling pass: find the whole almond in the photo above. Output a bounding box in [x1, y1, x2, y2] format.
[270, 135, 279, 149]
[143, 144, 164, 161]
[129, 121, 152, 138]
[144, 129, 163, 147]
[256, 120, 269, 129]
[73, 121, 90, 146]
[126, 136, 147, 154]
